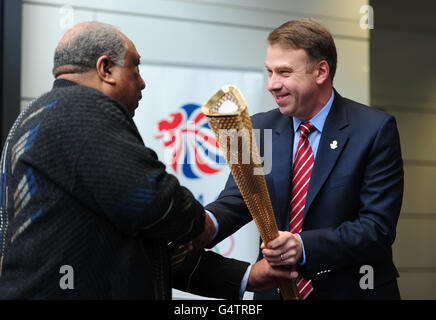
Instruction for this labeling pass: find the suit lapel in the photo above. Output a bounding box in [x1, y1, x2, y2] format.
[304, 92, 349, 219]
[271, 115, 294, 229]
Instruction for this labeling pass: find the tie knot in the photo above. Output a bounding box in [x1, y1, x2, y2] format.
[299, 122, 315, 138]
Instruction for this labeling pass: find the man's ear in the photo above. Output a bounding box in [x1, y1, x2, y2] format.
[315, 60, 330, 85]
[96, 55, 116, 85]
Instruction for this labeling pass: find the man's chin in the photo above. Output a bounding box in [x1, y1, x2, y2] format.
[129, 105, 138, 117]
[278, 105, 294, 116]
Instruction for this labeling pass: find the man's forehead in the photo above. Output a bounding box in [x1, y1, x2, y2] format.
[265, 45, 309, 67]
[130, 45, 140, 59]
[125, 41, 140, 60]
[132, 49, 141, 63]
[120, 34, 137, 52]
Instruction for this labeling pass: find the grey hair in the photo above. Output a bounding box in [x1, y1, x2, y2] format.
[53, 21, 128, 76]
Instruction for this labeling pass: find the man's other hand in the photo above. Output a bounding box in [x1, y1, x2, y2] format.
[246, 258, 298, 292]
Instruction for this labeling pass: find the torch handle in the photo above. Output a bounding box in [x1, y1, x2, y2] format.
[279, 279, 301, 300]
[260, 232, 300, 300]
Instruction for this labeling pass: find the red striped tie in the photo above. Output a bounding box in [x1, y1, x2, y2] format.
[290, 122, 315, 300]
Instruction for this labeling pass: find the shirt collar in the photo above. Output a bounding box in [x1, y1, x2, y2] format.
[293, 90, 335, 134]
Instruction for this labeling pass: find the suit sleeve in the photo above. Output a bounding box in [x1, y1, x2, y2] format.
[299, 115, 404, 279]
[172, 249, 250, 300]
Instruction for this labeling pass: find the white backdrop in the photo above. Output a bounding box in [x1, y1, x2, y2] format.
[133, 64, 264, 274]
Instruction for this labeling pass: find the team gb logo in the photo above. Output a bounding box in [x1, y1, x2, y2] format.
[155, 104, 225, 179]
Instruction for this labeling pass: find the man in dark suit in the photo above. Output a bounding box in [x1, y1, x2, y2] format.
[202, 19, 404, 300]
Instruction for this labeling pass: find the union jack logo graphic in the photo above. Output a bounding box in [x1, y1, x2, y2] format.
[155, 104, 225, 179]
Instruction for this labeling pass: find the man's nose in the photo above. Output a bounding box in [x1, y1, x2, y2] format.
[267, 74, 282, 92]
[140, 76, 146, 90]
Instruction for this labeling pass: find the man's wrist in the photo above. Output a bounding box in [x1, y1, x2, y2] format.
[295, 233, 306, 265]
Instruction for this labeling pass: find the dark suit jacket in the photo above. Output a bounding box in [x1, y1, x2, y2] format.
[205, 90, 404, 300]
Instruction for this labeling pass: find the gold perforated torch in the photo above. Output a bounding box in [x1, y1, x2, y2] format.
[202, 85, 300, 300]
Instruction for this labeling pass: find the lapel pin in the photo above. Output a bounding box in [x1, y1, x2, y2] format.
[330, 140, 338, 150]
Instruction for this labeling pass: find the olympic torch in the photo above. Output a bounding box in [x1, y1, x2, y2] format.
[202, 85, 300, 300]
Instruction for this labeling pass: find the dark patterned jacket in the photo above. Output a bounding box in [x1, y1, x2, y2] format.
[0, 79, 204, 299]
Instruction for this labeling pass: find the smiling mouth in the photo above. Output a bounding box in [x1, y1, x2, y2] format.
[274, 93, 290, 104]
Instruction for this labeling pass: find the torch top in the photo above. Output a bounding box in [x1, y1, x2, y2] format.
[202, 85, 247, 117]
